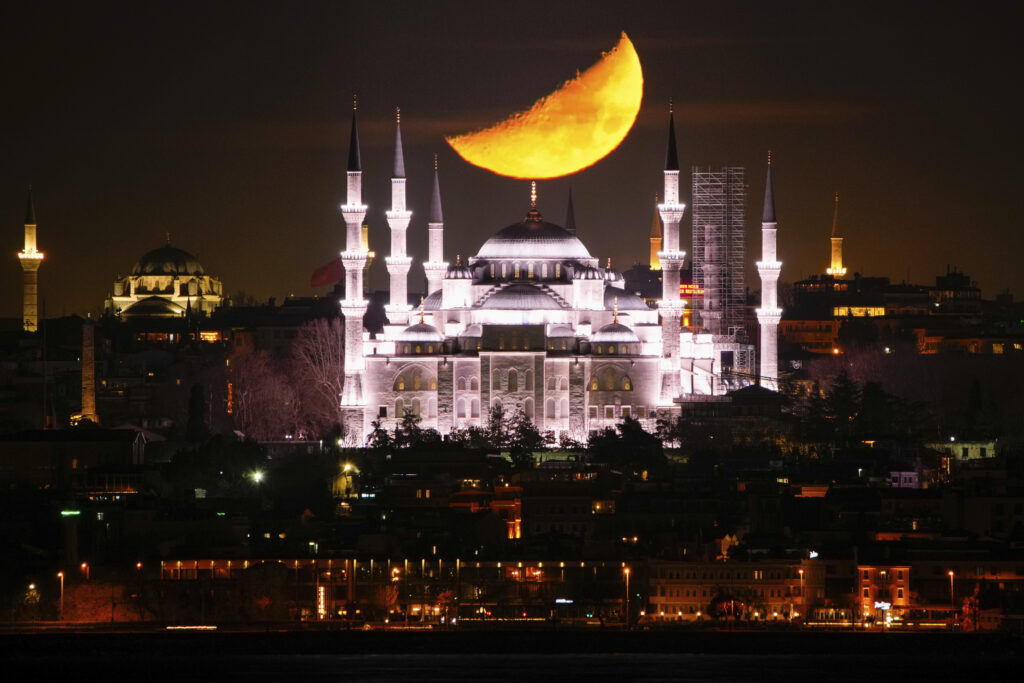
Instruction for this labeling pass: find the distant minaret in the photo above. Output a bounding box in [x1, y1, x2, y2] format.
[826, 192, 846, 276]
[756, 152, 782, 391]
[385, 108, 413, 324]
[564, 188, 577, 235]
[339, 98, 369, 437]
[657, 104, 687, 404]
[649, 193, 662, 270]
[422, 155, 448, 295]
[81, 322, 99, 424]
[17, 188, 44, 332]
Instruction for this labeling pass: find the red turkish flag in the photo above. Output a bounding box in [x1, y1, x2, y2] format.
[311, 257, 345, 287]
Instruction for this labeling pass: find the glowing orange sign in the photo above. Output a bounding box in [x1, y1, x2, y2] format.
[680, 283, 704, 298]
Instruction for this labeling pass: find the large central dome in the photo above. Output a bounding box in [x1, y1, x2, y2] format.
[132, 246, 205, 276]
[475, 217, 592, 260]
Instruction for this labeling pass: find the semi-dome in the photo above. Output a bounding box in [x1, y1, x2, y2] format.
[397, 322, 444, 343]
[547, 325, 575, 337]
[604, 287, 650, 310]
[481, 283, 564, 310]
[122, 296, 186, 318]
[475, 218, 591, 260]
[592, 322, 640, 343]
[132, 245, 205, 276]
[459, 323, 483, 338]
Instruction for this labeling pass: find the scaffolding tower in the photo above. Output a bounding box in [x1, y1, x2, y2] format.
[691, 167, 747, 340]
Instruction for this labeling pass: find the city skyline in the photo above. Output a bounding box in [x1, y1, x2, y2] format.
[2, 1, 1022, 319]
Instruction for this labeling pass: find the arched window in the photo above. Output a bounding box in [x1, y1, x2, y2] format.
[545, 398, 555, 418]
[623, 376, 633, 391]
[542, 263, 548, 278]
[560, 398, 569, 419]
[427, 344, 434, 353]
[527, 262, 534, 278]
[430, 378, 437, 390]
[508, 369, 518, 392]
[589, 376, 598, 391]
[559, 377, 568, 391]
[428, 398, 437, 417]
[413, 372, 422, 391]
[457, 377, 466, 391]
[604, 373, 615, 391]
[501, 263, 507, 278]
[395, 398, 404, 417]
[555, 263, 561, 278]
[490, 263, 495, 277]
[492, 369, 501, 390]
[514, 263, 521, 278]
[470, 377, 479, 391]
[404, 344, 411, 354]
[415, 344, 421, 354]
[609, 345, 616, 354]
[457, 399, 466, 418]
[561, 339, 568, 350]
[547, 376, 555, 391]
[525, 398, 534, 418]
[471, 398, 480, 417]
[397, 377, 405, 391]
[620, 344, 627, 355]
[412, 398, 421, 417]
[525, 369, 533, 391]
[596, 345, 602, 354]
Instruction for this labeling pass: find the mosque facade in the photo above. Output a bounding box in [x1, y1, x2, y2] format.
[336, 109, 780, 444]
[105, 244, 224, 318]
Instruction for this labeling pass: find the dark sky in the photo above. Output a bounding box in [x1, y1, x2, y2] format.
[2, 0, 1022, 318]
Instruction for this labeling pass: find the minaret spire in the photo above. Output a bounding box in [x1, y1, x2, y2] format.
[18, 186, 44, 333]
[649, 192, 662, 270]
[657, 103, 688, 402]
[756, 151, 782, 391]
[827, 191, 846, 276]
[423, 155, 449, 295]
[564, 188, 577, 234]
[339, 98, 370, 436]
[385, 106, 413, 327]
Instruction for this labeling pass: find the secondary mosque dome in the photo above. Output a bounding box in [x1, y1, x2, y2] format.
[475, 218, 591, 261]
[132, 245, 206, 276]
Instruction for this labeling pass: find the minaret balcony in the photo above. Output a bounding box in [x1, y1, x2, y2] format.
[657, 300, 687, 316]
[756, 260, 782, 273]
[657, 204, 685, 223]
[340, 300, 369, 314]
[385, 209, 412, 223]
[385, 256, 413, 272]
[18, 250, 44, 262]
[657, 251, 686, 268]
[755, 308, 783, 325]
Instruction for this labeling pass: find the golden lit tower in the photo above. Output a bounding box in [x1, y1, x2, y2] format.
[422, 155, 448, 295]
[339, 98, 370, 439]
[385, 107, 413, 324]
[756, 153, 782, 391]
[17, 188, 44, 332]
[649, 193, 662, 270]
[657, 105, 688, 403]
[826, 192, 846, 276]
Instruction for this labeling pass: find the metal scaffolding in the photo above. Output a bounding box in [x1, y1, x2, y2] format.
[691, 167, 747, 340]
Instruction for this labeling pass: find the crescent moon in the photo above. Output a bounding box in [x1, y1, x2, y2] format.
[445, 33, 644, 180]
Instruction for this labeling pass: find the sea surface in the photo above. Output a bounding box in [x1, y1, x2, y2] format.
[3, 629, 1020, 681]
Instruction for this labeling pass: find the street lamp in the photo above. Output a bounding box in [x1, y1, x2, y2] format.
[57, 572, 64, 619]
[623, 567, 631, 627]
[80, 562, 89, 580]
[798, 568, 805, 620]
[948, 571, 955, 623]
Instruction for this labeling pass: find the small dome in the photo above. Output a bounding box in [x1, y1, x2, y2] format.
[132, 245, 205, 276]
[592, 322, 640, 343]
[481, 284, 564, 310]
[604, 268, 624, 283]
[445, 263, 473, 279]
[459, 323, 483, 338]
[122, 296, 186, 318]
[397, 322, 443, 343]
[574, 266, 603, 281]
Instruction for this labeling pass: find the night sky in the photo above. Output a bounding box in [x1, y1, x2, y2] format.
[2, 1, 1022, 319]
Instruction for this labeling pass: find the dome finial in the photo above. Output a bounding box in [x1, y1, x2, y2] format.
[767, 149, 772, 167]
[419, 296, 425, 324]
[668, 97, 673, 115]
[613, 296, 619, 324]
[352, 93, 358, 111]
[606, 257, 611, 269]
[456, 254, 462, 266]
[395, 106, 400, 124]
[434, 153, 438, 172]
[530, 181, 537, 209]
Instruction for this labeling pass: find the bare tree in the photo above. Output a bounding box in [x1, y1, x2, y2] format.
[231, 349, 299, 440]
[292, 318, 345, 429]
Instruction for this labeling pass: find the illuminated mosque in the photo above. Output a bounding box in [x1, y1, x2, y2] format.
[335, 109, 781, 444]
[104, 243, 225, 318]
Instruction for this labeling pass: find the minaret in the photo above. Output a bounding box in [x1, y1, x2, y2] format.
[81, 321, 99, 424]
[17, 188, 44, 332]
[756, 152, 782, 391]
[384, 108, 413, 325]
[338, 98, 369, 438]
[422, 155, 448, 295]
[564, 188, 577, 235]
[826, 192, 846, 276]
[657, 105, 687, 404]
[649, 193, 662, 270]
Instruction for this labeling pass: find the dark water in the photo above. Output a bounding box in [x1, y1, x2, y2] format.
[3, 630, 1020, 681]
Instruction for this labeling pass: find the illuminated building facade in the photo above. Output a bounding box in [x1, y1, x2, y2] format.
[337, 110, 768, 443]
[17, 189, 44, 332]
